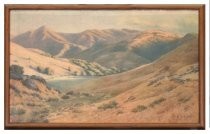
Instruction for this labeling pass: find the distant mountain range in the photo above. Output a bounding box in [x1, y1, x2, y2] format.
[11, 25, 197, 71]
[12, 26, 140, 56]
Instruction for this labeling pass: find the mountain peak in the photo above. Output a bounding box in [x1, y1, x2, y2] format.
[130, 30, 180, 48]
[27, 25, 55, 40]
[39, 25, 48, 29]
[36, 25, 51, 32]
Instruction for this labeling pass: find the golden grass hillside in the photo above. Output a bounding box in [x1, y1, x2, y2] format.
[10, 71, 60, 123]
[47, 34, 199, 123]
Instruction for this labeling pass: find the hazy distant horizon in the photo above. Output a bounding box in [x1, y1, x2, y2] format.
[11, 10, 198, 36]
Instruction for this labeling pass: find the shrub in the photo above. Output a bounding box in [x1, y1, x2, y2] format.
[61, 95, 69, 99]
[47, 97, 59, 102]
[10, 65, 24, 80]
[147, 80, 156, 86]
[178, 96, 191, 103]
[149, 97, 166, 107]
[125, 96, 136, 103]
[87, 70, 95, 76]
[10, 107, 26, 115]
[10, 65, 24, 75]
[37, 66, 42, 73]
[116, 110, 123, 115]
[44, 67, 53, 75]
[132, 105, 147, 113]
[71, 58, 120, 76]
[73, 103, 83, 107]
[66, 91, 74, 95]
[98, 101, 118, 110]
[32, 108, 49, 116]
[31, 75, 46, 84]
[166, 86, 175, 92]
[30, 108, 49, 122]
[37, 66, 53, 75]
[72, 109, 82, 113]
[26, 102, 36, 107]
[10, 84, 20, 94]
[81, 92, 91, 97]
[10, 72, 23, 80]
[22, 78, 40, 92]
[31, 93, 42, 100]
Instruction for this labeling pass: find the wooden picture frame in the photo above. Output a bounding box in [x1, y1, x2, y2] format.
[4, 4, 205, 129]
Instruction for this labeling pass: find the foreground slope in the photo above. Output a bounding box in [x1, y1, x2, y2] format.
[47, 33, 199, 123]
[10, 65, 60, 122]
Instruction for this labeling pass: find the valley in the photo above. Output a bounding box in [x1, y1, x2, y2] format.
[9, 26, 199, 123]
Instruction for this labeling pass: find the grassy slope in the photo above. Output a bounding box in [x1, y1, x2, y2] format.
[11, 42, 83, 79]
[47, 34, 199, 123]
[10, 78, 60, 122]
[75, 41, 150, 70]
[75, 30, 182, 70]
[11, 42, 120, 78]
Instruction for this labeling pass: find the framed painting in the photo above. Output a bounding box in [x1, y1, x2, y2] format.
[4, 4, 205, 129]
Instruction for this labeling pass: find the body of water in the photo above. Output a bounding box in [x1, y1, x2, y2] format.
[46, 76, 98, 92]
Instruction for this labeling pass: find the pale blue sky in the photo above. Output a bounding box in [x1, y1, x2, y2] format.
[11, 10, 198, 36]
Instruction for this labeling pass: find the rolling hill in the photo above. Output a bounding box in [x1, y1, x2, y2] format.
[10, 42, 83, 78]
[10, 64, 60, 122]
[11, 42, 120, 79]
[47, 33, 199, 123]
[74, 40, 150, 70]
[63, 33, 198, 96]
[74, 30, 185, 70]
[129, 30, 181, 61]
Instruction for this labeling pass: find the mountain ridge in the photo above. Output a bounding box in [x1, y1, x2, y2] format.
[12, 25, 196, 71]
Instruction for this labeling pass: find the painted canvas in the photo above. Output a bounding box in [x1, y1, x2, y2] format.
[7, 6, 203, 127]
